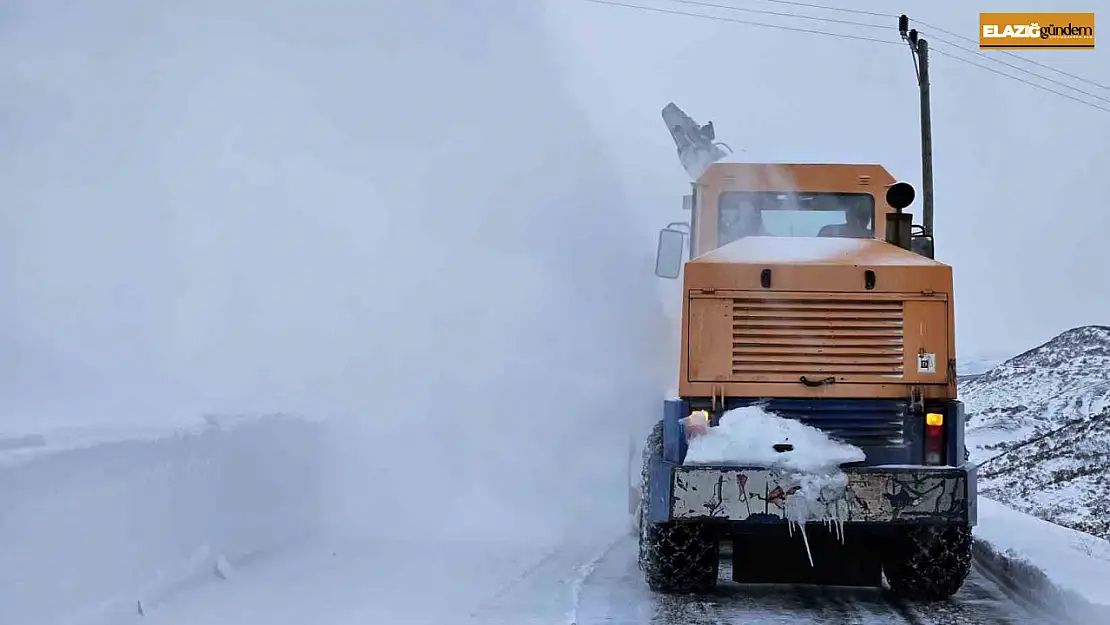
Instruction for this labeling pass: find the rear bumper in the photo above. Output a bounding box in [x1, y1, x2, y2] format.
[645, 463, 977, 526]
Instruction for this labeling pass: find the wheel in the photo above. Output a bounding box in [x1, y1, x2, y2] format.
[637, 420, 719, 593]
[882, 524, 973, 600]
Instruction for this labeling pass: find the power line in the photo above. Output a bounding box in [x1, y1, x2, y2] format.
[659, 0, 888, 31]
[576, 0, 1110, 114]
[916, 29, 1110, 105]
[703, 0, 895, 19]
[725, 0, 1110, 95]
[668, 0, 1110, 106]
[643, 0, 1110, 94]
[578, 0, 903, 45]
[913, 18, 1110, 92]
[928, 44, 1110, 113]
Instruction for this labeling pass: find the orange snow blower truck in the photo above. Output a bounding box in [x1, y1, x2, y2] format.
[635, 103, 975, 600]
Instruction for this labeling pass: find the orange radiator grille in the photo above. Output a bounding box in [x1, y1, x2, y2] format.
[731, 297, 905, 380]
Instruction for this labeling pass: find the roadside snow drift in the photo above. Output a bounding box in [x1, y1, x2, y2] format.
[0, 415, 322, 625]
[973, 497, 1110, 619]
[683, 406, 865, 563]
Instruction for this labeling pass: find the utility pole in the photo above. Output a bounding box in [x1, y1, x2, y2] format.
[899, 15, 934, 239]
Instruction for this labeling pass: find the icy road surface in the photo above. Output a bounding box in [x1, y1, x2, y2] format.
[144, 532, 1056, 625]
[571, 537, 1050, 625]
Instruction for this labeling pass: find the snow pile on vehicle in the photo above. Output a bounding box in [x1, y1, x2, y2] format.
[682, 405, 864, 469]
[700, 236, 939, 266]
[682, 405, 865, 564]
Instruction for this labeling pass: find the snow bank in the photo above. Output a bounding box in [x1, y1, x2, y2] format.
[0, 414, 323, 625]
[973, 497, 1110, 620]
[683, 406, 865, 563]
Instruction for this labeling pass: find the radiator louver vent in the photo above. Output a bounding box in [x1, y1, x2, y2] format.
[732, 296, 905, 381]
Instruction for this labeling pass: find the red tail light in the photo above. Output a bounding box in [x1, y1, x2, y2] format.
[925, 412, 944, 465]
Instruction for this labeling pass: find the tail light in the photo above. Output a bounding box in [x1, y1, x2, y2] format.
[924, 412, 945, 465]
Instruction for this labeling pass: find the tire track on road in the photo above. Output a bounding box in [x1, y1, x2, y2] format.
[467, 545, 563, 617]
[572, 534, 1047, 624]
[466, 534, 626, 624]
[566, 536, 629, 625]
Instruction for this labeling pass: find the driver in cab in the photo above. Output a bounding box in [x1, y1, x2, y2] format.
[817, 205, 871, 238]
[720, 204, 768, 242]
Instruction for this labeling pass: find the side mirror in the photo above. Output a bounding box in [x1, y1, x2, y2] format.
[655, 228, 687, 279]
[911, 235, 935, 259]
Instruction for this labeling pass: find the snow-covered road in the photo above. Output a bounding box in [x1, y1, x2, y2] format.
[575, 537, 1046, 625]
[7, 418, 1101, 625]
[8, 419, 1103, 625]
[139, 532, 1054, 625]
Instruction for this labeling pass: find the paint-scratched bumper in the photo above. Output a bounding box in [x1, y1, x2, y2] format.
[645, 463, 977, 526]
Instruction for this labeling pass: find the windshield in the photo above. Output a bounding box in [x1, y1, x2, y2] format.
[717, 191, 875, 247]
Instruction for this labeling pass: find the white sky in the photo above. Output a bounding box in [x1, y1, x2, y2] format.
[541, 0, 1109, 360]
[0, 0, 1105, 427]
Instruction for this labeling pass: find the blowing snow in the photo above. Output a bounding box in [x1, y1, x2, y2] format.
[682, 405, 866, 565]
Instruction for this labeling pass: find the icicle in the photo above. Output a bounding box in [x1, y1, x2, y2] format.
[798, 522, 814, 567]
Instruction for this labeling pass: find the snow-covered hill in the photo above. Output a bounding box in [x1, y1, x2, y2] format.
[977, 409, 1110, 540]
[961, 325, 1110, 540]
[963, 326, 1110, 458]
[958, 355, 1010, 376]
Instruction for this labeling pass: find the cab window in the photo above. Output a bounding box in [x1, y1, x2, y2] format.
[717, 191, 875, 247]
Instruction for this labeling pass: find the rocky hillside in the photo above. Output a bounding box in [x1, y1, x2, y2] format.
[963, 326, 1110, 459]
[961, 325, 1110, 540]
[976, 408, 1110, 539]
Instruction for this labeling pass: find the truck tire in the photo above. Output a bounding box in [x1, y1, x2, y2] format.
[882, 524, 973, 600]
[638, 420, 719, 594]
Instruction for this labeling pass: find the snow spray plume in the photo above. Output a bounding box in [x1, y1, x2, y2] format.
[313, 0, 675, 543]
[0, 2, 670, 543]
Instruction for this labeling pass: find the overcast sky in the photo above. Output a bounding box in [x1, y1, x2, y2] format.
[542, 0, 1109, 360]
[0, 0, 1106, 430]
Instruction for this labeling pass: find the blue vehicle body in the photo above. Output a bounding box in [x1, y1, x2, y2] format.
[643, 397, 977, 528]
